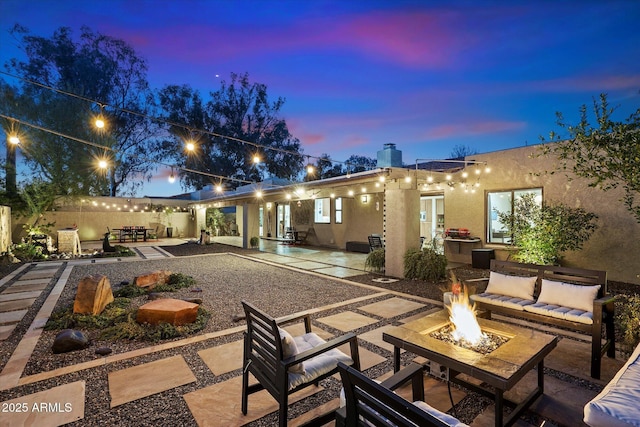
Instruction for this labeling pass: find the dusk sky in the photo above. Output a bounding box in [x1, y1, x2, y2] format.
[1, 0, 639, 197]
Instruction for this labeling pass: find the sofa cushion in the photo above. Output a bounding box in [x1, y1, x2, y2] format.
[584, 341, 640, 426]
[471, 293, 534, 311]
[485, 272, 537, 300]
[524, 302, 594, 325]
[538, 279, 600, 313]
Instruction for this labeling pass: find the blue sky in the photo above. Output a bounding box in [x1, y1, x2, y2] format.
[1, 0, 639, 197]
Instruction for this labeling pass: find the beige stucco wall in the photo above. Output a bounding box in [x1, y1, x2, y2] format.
[12, 211, 195, 243]
[444, 145, 639, 284]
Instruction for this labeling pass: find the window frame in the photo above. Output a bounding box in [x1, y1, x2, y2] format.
[335, 197, 343, 224]
[486, 187, 543, 244]
[314, 197, 331, 224]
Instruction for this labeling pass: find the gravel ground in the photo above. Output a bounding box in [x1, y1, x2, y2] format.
[1, 242, 638, 426]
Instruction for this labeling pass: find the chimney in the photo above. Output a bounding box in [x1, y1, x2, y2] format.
[377, 143, 403, 167]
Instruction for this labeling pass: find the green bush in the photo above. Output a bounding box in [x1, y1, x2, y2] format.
[365, 248, 385, 272]
[615, 294, 640, 358]
[497, 193, 598, 265]
[250, 236, 259, 248]
[11, 242, 48, 261]
[404, 247, 447, 282]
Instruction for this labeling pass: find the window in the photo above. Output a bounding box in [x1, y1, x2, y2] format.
[335, 197, 343, 223]
[487, 188, 542, 243]
[314, 198, 331, 223]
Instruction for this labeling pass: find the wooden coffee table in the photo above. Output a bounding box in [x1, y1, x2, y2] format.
[383, 310, 557, 427]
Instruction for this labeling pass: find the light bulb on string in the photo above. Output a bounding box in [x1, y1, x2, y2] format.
[8, 135, 20, 145]
[168, 168, 176, 183]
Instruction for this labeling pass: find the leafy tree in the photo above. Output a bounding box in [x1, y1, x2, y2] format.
[158, 73, 304, 190]
[345, 155, 377, 173]
[1, 25, 158, 197]
[539, 94, 640, 222]
[308, 153, 343, 180]
[496, 193, 598, 265]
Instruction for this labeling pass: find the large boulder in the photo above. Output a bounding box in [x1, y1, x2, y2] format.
[52, 329, 90, 354]
[133, 270, 172, 290]
[73, 274, 114, 315]
[136, 298, 198, 326]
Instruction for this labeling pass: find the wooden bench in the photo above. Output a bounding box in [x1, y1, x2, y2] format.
[467, 260, 615, 379]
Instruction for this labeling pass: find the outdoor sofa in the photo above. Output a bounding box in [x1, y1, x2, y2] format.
[584, 340, 640, 426]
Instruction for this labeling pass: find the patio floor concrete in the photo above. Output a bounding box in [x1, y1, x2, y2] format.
[0, 239, 626, 426]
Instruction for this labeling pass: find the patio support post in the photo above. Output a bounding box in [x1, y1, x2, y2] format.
[242, 203, 260, 249]
[384, 184, 420, 278]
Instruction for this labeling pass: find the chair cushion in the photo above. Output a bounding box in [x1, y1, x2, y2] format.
[538, 279, 600, 313]
[486, 272, 537, 300]
[584, 341, 640, 426]
[471, 293, 534, 311]
[413, 401, 469, 427]
[288, 333, 353, 390]
[279, 328, 305, 374]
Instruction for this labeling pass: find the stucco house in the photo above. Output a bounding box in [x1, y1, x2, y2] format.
[190, 143, 639, 284]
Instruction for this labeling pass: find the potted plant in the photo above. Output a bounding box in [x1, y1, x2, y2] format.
[249, 236, 259, 249]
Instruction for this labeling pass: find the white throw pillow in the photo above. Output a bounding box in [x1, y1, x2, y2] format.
[279, 328, 305, 374]
[537, 279, 600, 312]
[485, 271, 537, 300]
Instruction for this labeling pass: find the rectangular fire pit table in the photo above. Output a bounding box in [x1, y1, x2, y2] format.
[383, 310, 557, 427]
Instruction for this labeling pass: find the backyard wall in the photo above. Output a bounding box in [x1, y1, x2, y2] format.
[444, 145, 640, 284]
[0, 206, 10, 254]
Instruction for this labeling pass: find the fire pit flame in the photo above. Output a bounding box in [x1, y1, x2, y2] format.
[448, 291, 485, 345]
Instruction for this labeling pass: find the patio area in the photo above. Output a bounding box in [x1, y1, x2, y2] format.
[0, 239, 626, 426]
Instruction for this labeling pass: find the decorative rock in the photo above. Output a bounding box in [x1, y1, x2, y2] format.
[133, 270, 172, 290]
[181, 298, 202, 304]
[190, 288, 203, 293]
[73, 274, 114, 315]
[52, 329, 90, 354]
[147, 292, 163, 300]
[136, 298, 198, 326]
[95, 347, 112, 356]
[232, 314, 246, 322]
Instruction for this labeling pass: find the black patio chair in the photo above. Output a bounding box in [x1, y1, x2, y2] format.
[241, 300, 361, 427]
[336, 362, 467, 427]
[368, 234, 384, 252]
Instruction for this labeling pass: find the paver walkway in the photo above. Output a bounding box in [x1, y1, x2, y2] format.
[0, 243, 628, 427]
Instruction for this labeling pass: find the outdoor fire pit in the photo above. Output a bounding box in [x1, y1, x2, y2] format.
[383, 310, 557, 427]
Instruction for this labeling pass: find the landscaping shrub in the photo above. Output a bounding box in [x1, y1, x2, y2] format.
[496, 193, 598, 265]
[365, 248, 385, 272]
[404, 247, 447, 282]
[615, 294, 640, 358]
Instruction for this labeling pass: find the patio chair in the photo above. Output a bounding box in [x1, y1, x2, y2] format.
[336, 362, 468, 427]
[368, 234, 384, 252]
[241, 300, 361, 427]
[146, 226, 159, 242]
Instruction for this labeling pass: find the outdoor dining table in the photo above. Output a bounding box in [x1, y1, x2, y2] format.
[111, 227, 151, 242]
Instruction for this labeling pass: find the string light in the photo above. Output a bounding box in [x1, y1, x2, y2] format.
[0, 70, 380, 175]
[8, 135, 20, 145]
[168, 168, 176, 183]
